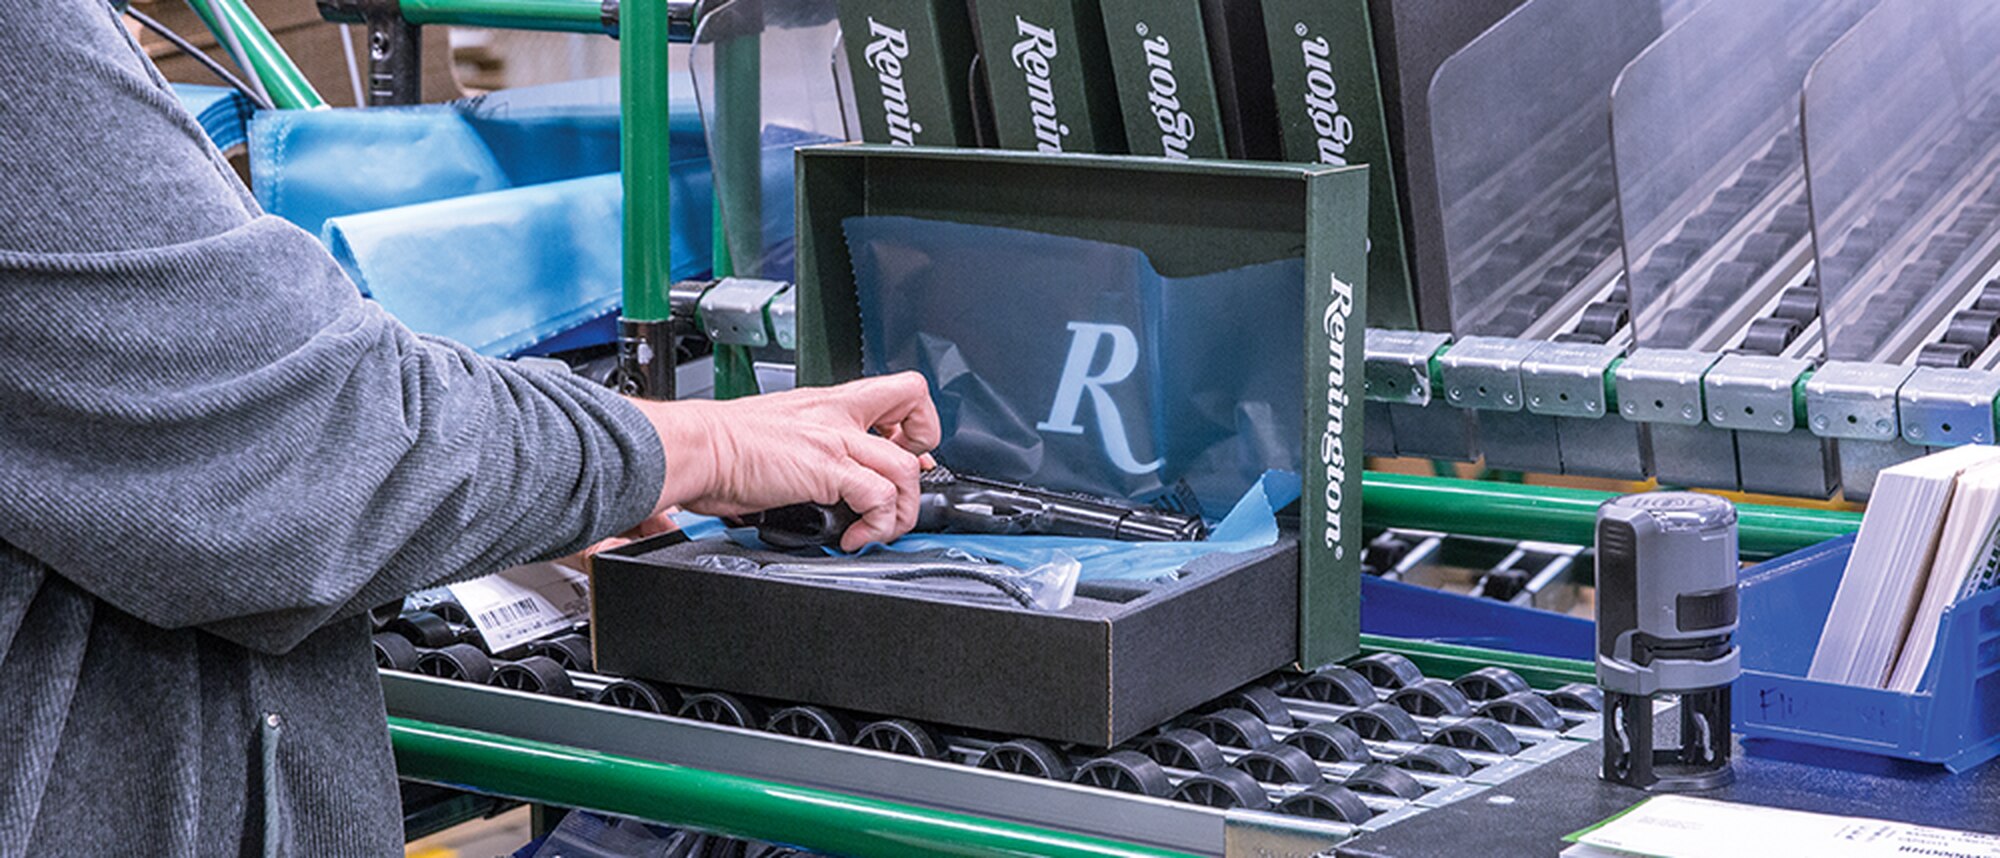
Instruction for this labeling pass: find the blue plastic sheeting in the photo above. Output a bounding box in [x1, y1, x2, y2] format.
[247, 76, 718, 356]
[326, 174, 623, 358]
[847, 216, 1304, 516]
[1358, 575, 1594, 661]
[172, 83, 254, 151]
[246, 77, 679, 239]
[676, 471, 1300, 583]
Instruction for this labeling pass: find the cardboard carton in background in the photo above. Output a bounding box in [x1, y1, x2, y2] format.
[1096, 0, 1228, 160]
[970, 0, 1128, 154]
[1262, 0, 1418, 329]
[837, 0, 981, 147]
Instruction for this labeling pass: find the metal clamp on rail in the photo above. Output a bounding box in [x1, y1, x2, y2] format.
[1439, 338, 1559, 473]
[1615, 350, 1733, 490]
[697, 277, 792, 348]
[1363, 330, 1474, 461]
[1806, 362, 1916, 500]
[1898, 367, 2000, 448]
[1520, 341, 1646, 479]
[1704, 354, 1836, 498]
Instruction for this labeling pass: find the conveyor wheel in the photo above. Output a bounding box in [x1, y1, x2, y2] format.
[1451, 666, 1531, 702]
[766, 705, 855, 744]
[1389, 678, 1473, 718]
[1072, 751, 1174, 797]
[1393, 744, 1473, 777]
[1362, 536, 1413, 576]
[1544, 683, 1606, 712]
[1233, 745, 1323, 786]
[1289, 665, 1376, 706]
[1276, 784, 1374, 823]
[1136, 728, 1227, 772]
[1188, 708, 1275, 750]
[1169, 770, 1270, 811]
[853, 719, 950, 760]
[368, 602, 402, 632]
[1282, 721, 1371, 763]
[1477, 691, 1567, 730]
[594, 679, 680, 714]
[1344, 762, 1427, 800]
[977, 739, 1072, 781]
[387, 611, 457, 648]
[430, 602, 473, 626]
[524, 634, 593, 671]
[414, 643, 494, 684]
[1335, 702, 1424, 743]
[490, 655, 576, 697]
[371, 632, 419, 672]
[677, 691, 766, 729]
[1349, 653, 1423, 689]
[1203, 684, 1294, 727]
[1429, 717, 1522, 755]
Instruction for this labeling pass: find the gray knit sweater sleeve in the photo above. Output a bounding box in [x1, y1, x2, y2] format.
[0, 1, 667, 654]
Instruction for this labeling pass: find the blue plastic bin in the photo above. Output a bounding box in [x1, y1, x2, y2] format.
[1734, 533, 2000, 772]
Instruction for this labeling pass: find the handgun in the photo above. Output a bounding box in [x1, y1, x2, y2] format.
[731, 466, 1209, 549]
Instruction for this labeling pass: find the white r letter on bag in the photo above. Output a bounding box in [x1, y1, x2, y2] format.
[1037, 322, 1163, 475]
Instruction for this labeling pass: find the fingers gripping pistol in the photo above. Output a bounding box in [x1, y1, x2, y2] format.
[732, 467, 1210, 549]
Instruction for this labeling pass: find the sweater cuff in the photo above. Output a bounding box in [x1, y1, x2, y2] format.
[596, 389, 668, 535]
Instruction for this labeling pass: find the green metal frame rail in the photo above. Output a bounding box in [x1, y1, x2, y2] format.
[185, 0, 326, 109]
[395, 0, 612, 34]
[1360, 472, 1860, 561]
[389, 717, 1197, 858]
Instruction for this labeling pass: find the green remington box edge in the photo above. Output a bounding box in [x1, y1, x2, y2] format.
[1096, 0, 1228, 160]
[1262, 0, 1418, 329]
[838, 0, 980, 147]
[971, 0, 1127, 154]
[794, 145, 1368, 668]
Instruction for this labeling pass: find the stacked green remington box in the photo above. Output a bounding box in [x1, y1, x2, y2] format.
[837, 0, 980, 147]
[1096, 0, 1228, 160]
[970, 0, 1127, 154]
[1261, 0, 1417, 328]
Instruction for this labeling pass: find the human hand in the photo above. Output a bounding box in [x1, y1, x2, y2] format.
[629, 372, 941, 552]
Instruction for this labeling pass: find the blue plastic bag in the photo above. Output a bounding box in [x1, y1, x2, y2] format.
[846, 216, 1305, 515]
[325, 174, 624, 357]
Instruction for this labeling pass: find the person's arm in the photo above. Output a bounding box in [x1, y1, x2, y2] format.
[0, 0, 936, 654]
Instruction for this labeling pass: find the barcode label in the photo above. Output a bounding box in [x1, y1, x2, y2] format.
[448, 562, 592, 652]
[477, 597, 541, 631]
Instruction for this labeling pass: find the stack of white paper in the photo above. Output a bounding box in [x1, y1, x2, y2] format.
[1808, 445, 2000, 687]
[1885, 457, 2000, 691]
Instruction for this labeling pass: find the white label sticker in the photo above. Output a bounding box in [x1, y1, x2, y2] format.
[1572, 795, 2000, 858]
[447, 562, 590, 653]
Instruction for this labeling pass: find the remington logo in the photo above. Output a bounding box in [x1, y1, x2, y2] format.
[1039, 322, 1162, 475]
[1320, 272, 1354, 557]
[1298, 29, 1354, 165]
[1011, 17, 1068, 153]
[1138, 30, 1195, 159]
[863, 18, 920, 146]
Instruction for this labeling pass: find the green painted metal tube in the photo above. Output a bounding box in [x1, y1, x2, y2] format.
[389, 717, 1197, 858]
[185, 0, 326, 110]
[1360, 634, 1596, 689]
[620, 0, 673, 321]
[1361, 472, 1860, 561]
[400, 0, 610, 34]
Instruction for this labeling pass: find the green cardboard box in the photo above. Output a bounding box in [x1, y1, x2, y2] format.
[1261, 0, 1418, 328]
[837, 0, 980, 147]
[593, 146, 1371, 746]
[970, 0, 1127, 154]
[1096, 0, 1228, 159]
[796, 145, 1368, 670]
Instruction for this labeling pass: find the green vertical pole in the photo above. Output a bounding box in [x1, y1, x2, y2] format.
[708, 2, 765, 399]
[617, 0, 679, 399]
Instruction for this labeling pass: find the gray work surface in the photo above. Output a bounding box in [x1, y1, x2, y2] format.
[1339, 735, 2000, 857]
